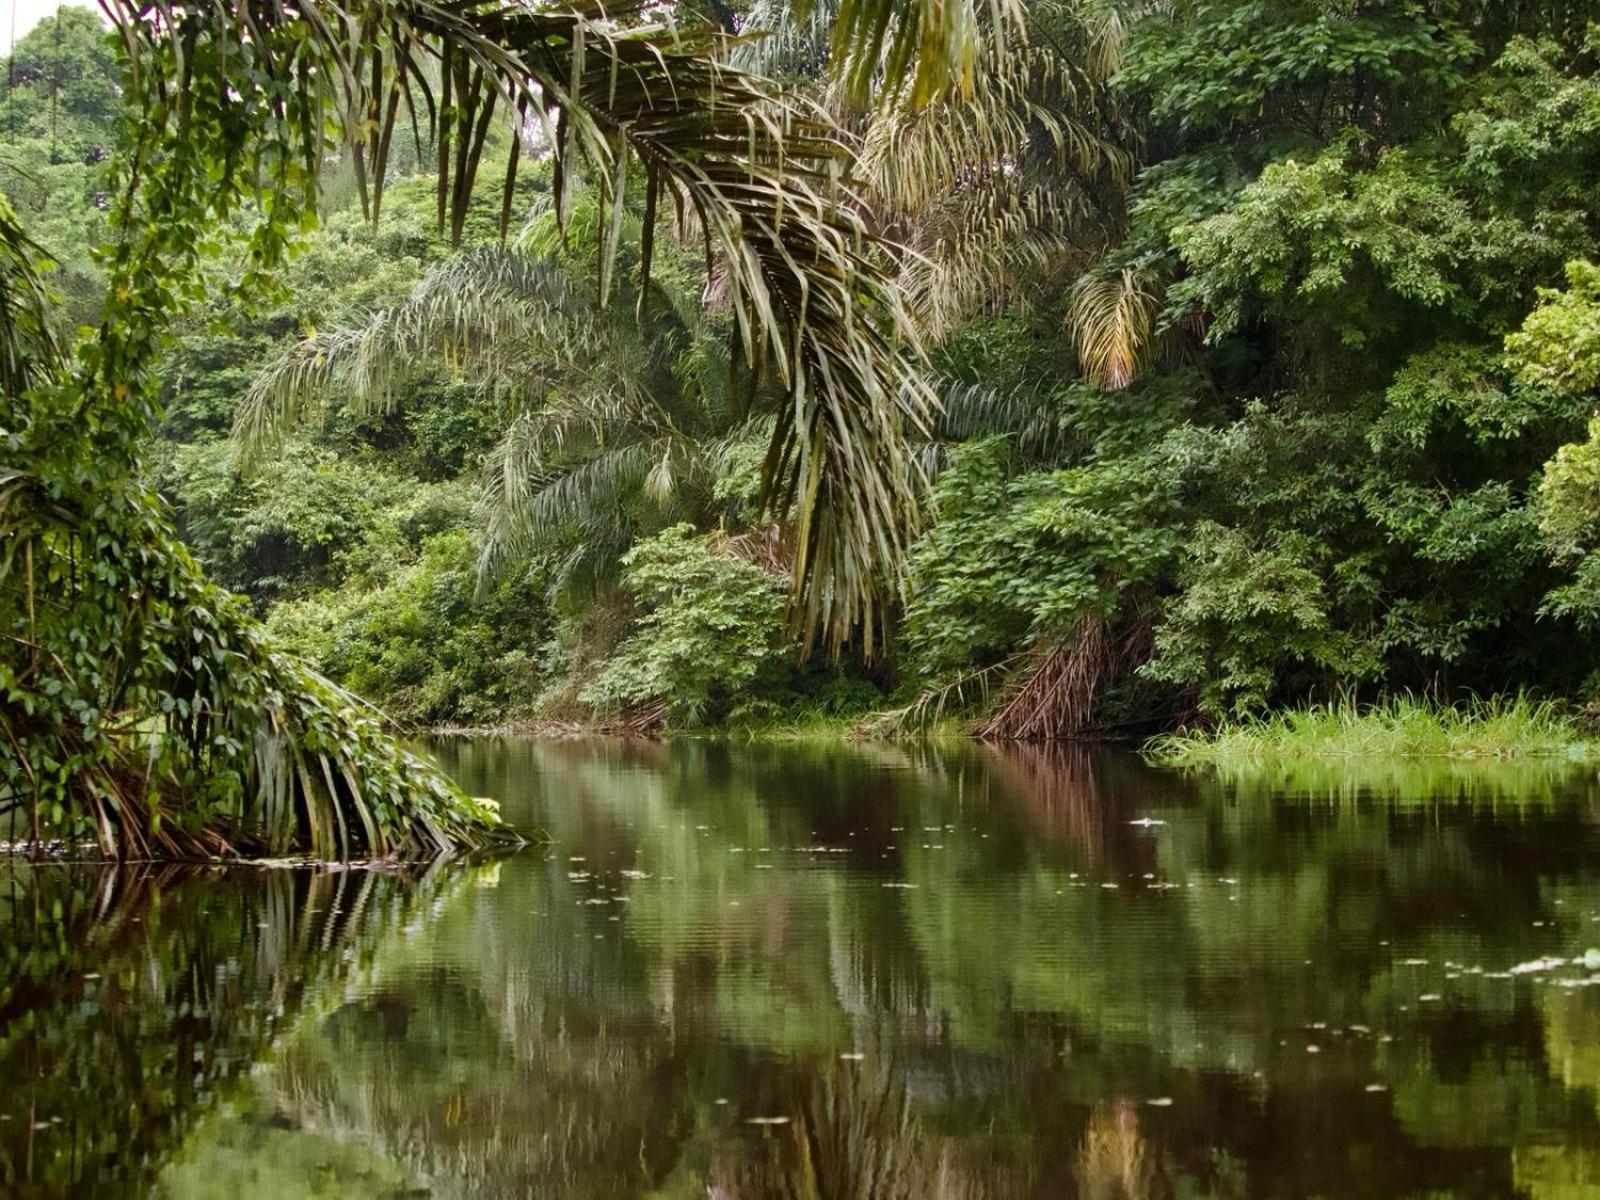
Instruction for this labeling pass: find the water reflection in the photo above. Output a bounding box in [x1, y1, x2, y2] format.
[6, 740, 1600, 1196]
[0, 862, 464, 1197]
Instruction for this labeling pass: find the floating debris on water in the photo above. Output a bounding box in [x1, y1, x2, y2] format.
[1509, 957, 1566, 975]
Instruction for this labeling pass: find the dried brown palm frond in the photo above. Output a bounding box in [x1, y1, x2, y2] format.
[978, 620, 1115, 740]
[709, 521, 792, 575]
[977, 614, 1153, 740]
[854, 653, 1022, 735]
[1066, 267, 1161, 390]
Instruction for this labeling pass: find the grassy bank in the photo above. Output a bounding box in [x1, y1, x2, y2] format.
[1145, 695, 1600, 766]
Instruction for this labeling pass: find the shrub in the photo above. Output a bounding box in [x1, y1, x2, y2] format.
[583, 525, 793, 726]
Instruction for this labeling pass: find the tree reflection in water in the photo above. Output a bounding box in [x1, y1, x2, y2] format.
[0, 862, 460, 1198]
[9, 739, 1600, 1197]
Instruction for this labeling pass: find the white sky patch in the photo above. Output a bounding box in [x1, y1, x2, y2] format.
[4, 0, 103, 58]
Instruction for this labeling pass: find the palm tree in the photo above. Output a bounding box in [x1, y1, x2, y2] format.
[736, 0, 1140, 349]
[236, 239, 1082, 626]
[239, 236, 767, 599]
[0, 0, 964, 856]
[170, 0, 938, 653]
[857, 0, 1137, 343]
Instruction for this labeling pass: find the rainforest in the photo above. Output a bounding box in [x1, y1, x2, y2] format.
[6, 0, 1600, 854]
[11, 1, 1600, 1195]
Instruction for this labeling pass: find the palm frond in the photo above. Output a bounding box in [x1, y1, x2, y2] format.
[896, 183, 1088, 340]
[479, 427, 663, 574]
[857, 5, 1136, 342]
[237, 247, 624, 461]
[107, 0, 932, 654]
[932, 381, 1082, 460]
[732, 0, 839, 82]
[1079, 0, 1172, 80]
[818, 0, 1024, 107]
[914, 382, 1083, 478]
[1067, 267, 1159, 389]
[860, 41, 1131, 220]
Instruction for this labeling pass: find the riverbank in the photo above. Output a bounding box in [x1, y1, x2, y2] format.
[433, 694, 1600, 765]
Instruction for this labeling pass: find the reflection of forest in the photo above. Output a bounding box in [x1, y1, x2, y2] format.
[0, 862, 462, 1197]
[8, 741, 1600, 1196]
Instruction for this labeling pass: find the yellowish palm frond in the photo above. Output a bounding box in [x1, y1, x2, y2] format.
[1067, 267, 1159, 389]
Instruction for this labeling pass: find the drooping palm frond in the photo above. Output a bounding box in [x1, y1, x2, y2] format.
[110, 0, 931, 654]
[239, 238, 731, 598]
[733, 0, 840, 83]
[931, 381, 1083, 459]
[1067, 267, 1159, 389]
[859, 40, 1132, 219]
[1079, 0, 1172, 79]
[817, 0, 1025, 107]
[857, 2, 1137, 341]
[236, 246, 643, 462]
[480, 432, 661, 571]
[1, 463, 504, 858]
[913, 380, 1085, 478]
[895, 185, 1087, 341]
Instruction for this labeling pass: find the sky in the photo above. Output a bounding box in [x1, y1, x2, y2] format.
[3, 0, 101, 57]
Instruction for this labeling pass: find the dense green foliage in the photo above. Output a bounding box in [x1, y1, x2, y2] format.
[0, 5, 505, 856]
[12, 0, 1600, 797]
[583, 525, 792, 726]
[893, 0, 1600, 729]
[154, 0, 1600, 739]
[2, 0, 959, 855]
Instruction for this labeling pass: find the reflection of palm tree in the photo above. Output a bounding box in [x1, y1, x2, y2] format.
[708, 1061, 1031, 1199]
[1077, 1100, 1163, 1200]
[982, 741, 1108, 865]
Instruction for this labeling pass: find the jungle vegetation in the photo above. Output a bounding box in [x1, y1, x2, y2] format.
[5, 0, 1600, 854]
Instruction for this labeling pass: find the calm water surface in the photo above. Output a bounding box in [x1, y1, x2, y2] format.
[7, 739, 1600, 1197]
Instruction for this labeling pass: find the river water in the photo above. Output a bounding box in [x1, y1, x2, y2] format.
[6, 738, 1600, 1197]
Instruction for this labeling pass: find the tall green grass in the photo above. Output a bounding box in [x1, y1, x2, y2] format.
[1145, 695, 1600, 767]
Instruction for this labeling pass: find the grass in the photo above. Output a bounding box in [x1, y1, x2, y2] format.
[1145, 694, 1600, 767]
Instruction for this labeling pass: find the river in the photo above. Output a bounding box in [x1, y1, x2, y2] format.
[4, 737, 1600, 1196]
